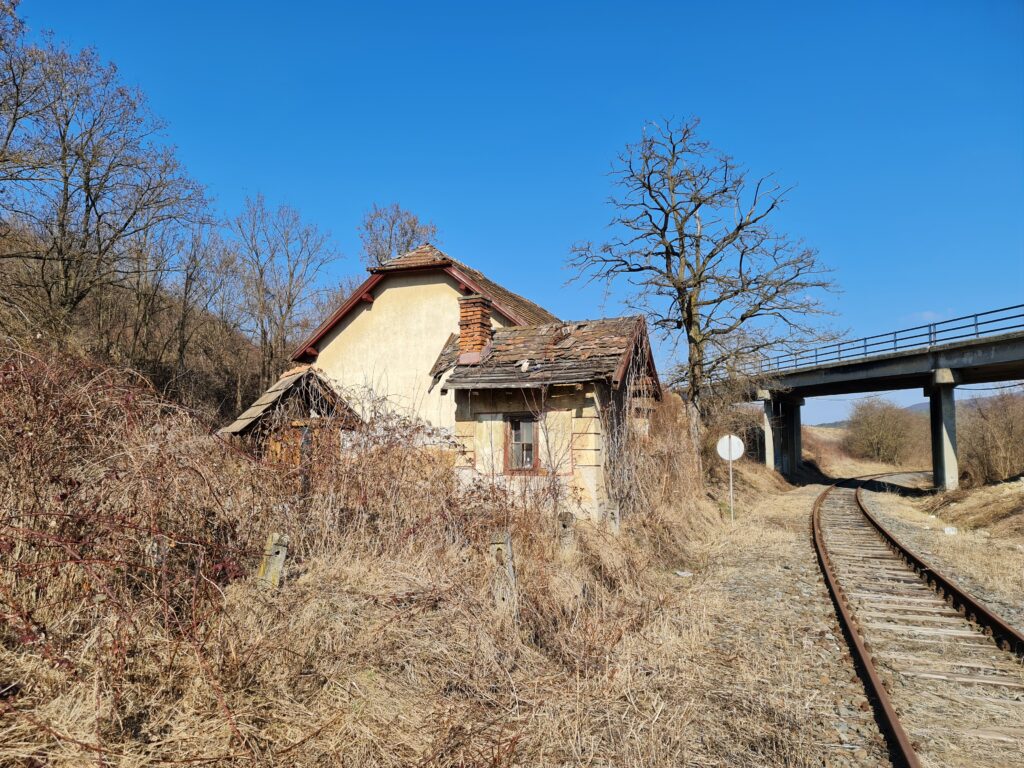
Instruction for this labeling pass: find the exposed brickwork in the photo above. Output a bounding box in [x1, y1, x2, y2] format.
[458, 294, 493, 355]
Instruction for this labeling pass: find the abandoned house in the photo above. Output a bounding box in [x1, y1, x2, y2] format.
[223, 244, 661, 518]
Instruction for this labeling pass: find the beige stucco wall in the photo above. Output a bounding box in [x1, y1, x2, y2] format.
[312, 271, 510, 432]
[453, 386, 610, 519]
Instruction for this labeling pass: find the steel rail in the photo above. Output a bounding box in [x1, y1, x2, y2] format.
[854, 486, 1024, 658]
[811, 483, 923, 768]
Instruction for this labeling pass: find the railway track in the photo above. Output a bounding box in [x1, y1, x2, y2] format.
[812, 479, 1024, 768]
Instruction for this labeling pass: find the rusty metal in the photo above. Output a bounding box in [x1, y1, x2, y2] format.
[812, 483, 924, 768]
[854, 486, 1024, 658]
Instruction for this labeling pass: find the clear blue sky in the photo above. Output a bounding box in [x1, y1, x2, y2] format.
[27, 1, 1024, 422]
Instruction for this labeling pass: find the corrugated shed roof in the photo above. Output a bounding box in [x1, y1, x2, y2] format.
[440, 316, 660, 394]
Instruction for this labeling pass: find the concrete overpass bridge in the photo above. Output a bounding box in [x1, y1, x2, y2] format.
[753, 305, 1024, 490]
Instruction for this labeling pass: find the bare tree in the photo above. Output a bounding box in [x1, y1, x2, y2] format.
[570, 118, 835, 418]
[231, 194, 337, 389]
[312, 272, 365, 320]
[0, 3, 48, 188]
[357, 202, 438, 267]
[0, 39, 202, 327]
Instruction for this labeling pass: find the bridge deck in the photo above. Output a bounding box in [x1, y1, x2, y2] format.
[766, 331, 1024, 398]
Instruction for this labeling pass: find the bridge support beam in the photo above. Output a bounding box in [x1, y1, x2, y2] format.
[780, 398, 803, 476]
[928, 370, 959, 491]
[761, 396, 802, 477]
[762, 399, 777, 471]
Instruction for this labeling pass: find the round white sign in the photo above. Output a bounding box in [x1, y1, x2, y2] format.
[716, 434, 745, 462]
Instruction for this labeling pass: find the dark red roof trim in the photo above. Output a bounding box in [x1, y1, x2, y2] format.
[291, 272, 385, 361]
[291, 265, 538, 362]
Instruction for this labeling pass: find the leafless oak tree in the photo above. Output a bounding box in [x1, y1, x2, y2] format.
[357, 202, 438, 267]
[570, 118, 835, 417]
[232, 194, 337, 389]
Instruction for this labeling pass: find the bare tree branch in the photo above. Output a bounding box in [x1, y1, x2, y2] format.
[569, 117, 837, 418]
[357, 202, 438, 267]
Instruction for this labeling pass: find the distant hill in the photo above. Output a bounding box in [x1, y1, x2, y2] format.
[810, 390, 1021, 428]
[906, 391, 1020, 415]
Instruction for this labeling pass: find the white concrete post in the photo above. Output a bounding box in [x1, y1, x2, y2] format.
[762, 398, 777, 471]
[929, 372, 959, 490]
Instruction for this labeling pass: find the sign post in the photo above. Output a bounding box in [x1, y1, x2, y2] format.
[716, 434, 744, 523]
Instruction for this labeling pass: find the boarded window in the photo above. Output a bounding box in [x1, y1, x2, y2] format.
[507, 416, 536, 471]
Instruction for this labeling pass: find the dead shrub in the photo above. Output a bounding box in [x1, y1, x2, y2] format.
[957, 391, 1024, 487]
[842, 398, 928, 466]
[0, 343, 721, 766]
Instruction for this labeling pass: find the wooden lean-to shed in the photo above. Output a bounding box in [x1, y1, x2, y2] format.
[218, 365, 358, 465]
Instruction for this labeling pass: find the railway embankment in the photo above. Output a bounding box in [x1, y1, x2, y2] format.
[815, 479, 1024, 768]
[862, 478, 1024, 637]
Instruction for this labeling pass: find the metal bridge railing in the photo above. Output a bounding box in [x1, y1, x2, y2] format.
[757, 304, 1024, 374]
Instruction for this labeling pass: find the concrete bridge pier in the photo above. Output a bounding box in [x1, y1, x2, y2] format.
[762, 395, 803, 477]
[762, 398, 778, 471]
[928, 369, 959, 491]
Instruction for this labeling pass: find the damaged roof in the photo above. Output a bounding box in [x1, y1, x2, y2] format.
[218, 366, 352, 437]
[437, 315, 661, 395]
[291, 244, 558, 361]
[373, 244, 560, 326]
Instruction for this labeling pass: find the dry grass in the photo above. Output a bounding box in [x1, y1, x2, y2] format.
[0, 343, 706, 766]
[924, 477, 1024, 538]
[802, 425, 920, 479]
[0, 343, 880, 766]
[865, 481, 1024, 632]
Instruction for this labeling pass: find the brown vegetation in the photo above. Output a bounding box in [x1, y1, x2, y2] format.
[836, 392, 1024, 488]
[957, 391, 1024, 487]
[841, 399, 928, 467]
[0, 344, 733, 766]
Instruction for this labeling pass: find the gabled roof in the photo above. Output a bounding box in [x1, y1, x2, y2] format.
[218, 365, 354, 437]
[437, 315, 661, 396]
[372, 244, 560, 326]
[291, 244, 559, 362]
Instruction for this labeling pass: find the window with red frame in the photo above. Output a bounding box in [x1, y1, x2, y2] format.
[506, 415, 537, 471]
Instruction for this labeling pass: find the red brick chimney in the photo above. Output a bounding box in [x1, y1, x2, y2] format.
[458, 294, 492, 362]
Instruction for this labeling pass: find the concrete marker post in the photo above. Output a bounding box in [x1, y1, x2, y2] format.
[257, 532, 289, 589]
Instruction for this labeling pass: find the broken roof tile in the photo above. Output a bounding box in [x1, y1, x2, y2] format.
[440, 315, 660, 395]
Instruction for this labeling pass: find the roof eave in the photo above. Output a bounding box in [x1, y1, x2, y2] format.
[290, 272, 385, 361]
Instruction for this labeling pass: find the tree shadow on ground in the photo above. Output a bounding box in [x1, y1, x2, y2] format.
[794, 459, 934, 498]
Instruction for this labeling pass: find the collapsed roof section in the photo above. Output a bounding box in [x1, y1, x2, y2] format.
[432, 315, 661, 396]
[218, 365, 356, 438]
